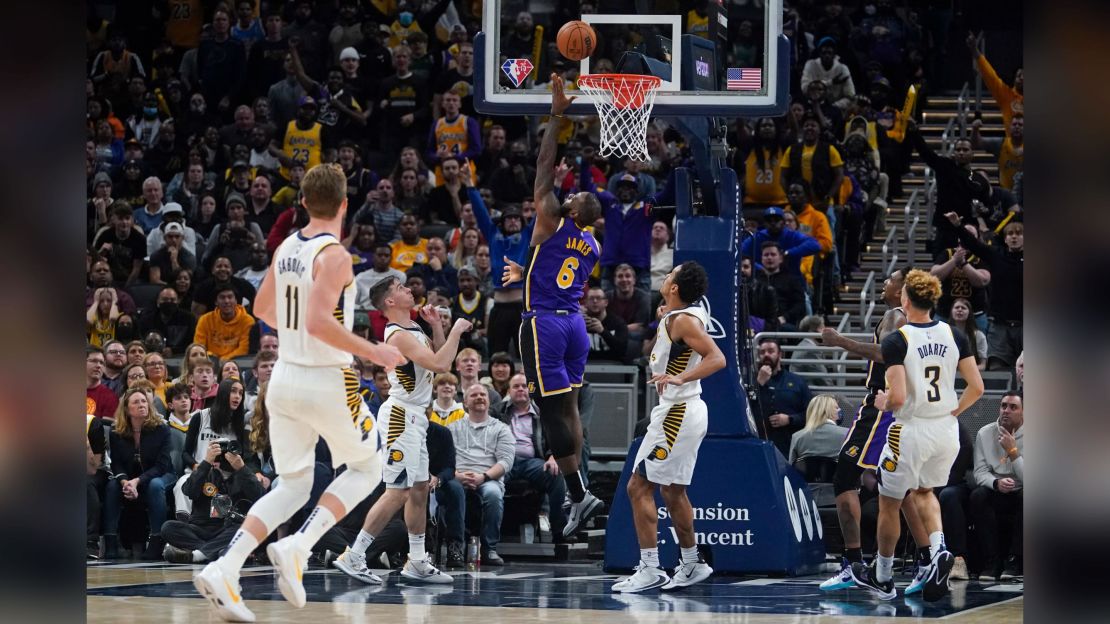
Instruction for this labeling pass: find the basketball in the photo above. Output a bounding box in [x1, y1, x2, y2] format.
[557, 20, 596, 61]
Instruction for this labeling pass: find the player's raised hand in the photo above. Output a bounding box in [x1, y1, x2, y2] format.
[365, 341, 406, 369]
[554, 157, 570, 182]
[550, 73, 577, 116]
[450, 318, 473, 335]
[819, 327, 842, 346]
[502, 257, 524, 286]
[418, 304, 441, 325]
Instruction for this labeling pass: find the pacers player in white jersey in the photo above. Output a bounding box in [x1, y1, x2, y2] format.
[193, 164, 405, 622]
[611, 261, 725, 594]
[851, 270, 984, 602]
[333, 275, 471, 584]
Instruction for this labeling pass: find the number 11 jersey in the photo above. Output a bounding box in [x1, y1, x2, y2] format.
[273, 231, 356, 367]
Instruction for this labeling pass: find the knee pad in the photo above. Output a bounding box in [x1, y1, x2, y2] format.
[535, 393, 576, 459]
[325, 465, 379, 513]
[833, 459, 864, 496]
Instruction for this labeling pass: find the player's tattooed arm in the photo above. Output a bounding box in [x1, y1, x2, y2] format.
[533, 73, 575, 244]
[820, 308, 906, 362]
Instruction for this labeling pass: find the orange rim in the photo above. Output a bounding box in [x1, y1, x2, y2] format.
[578, 73, 662, 110]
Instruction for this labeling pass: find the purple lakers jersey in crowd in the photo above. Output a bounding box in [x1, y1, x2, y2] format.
[524, 218, 600, 312]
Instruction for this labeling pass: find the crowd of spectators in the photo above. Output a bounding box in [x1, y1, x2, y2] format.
[86, 1, 1022, 569]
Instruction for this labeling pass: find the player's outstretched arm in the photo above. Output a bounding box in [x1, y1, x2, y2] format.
[307, 245, 405, 368]
[820, 308, 906, 362]
[532, 73, 575, 244]
[648, 314, 725, 394]
[388, 316, 472, 374]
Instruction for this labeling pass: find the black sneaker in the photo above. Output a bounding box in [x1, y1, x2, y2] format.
[483, 550, 505, 566]
[446, 542, 465, 569]
[162, 543, 194, 564]
[979, 558, 1003, 582]
[922, 550, 954, 602]
[1000, 555, 1022, 580]
[142, 535, 166, 561]
[103, 534, 121, 560]
[848, 561, 896, 600]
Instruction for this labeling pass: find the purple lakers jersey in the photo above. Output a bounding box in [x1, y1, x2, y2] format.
[524, 218, 600, 312]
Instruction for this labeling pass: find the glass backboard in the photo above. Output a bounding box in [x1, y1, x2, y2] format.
[475, 0, 789, 117]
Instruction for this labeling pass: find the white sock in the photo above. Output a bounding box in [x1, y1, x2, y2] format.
[876, 555, 894, 583]
[409, 533, 426, 561]
[929, 531, 946, 558]
[352, 530, 375, 556]
[291, 506, 338, 556]
[640, 548, 659, 568]
[218, 529, 260, 576]
[680, 546, 699, 565]
[192, 550, 207, 563]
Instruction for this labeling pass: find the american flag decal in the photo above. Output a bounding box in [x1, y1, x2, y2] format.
[726, 67, 762, 91]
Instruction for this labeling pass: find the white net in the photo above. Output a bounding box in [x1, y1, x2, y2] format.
[577, 74, 662, 161]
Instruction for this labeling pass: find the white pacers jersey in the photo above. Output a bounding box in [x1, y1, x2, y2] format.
[882, 320, 970, 421]
[383, 323, 434, 407]
[648, 305, 709, 403]
[272, 231, 356, 367]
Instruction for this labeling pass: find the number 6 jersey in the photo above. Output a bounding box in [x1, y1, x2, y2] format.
[880, 320, 972, 421]
[524, 217, 600, 313]
[273, 231, 356, 367]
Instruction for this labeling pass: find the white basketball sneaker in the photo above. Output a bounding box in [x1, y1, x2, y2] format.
[266, 536, 308, 608]
[663, 560, 713, 590]
[193, 562, 256, 622]
[401, 555, 454, 583]
[333, 547, 384, 585]
[611, 564, 670, 593]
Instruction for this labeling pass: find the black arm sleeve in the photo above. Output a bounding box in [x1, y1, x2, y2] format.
[952, 326, 973, 361]
[880, 330, 909, 367]
[182, 412, 202, 470]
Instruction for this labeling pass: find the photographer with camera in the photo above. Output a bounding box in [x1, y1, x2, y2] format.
[161, 437, 266, 563]
[174, 378, 252, 519]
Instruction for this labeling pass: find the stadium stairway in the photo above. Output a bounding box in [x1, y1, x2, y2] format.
[834, 90, 1003, 331]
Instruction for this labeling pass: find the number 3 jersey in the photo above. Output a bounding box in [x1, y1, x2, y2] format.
[273, 231, 356, 368]
[880, 320, 972, 421]
[648, 305, 709, 404]
[524, 217, 600, 313]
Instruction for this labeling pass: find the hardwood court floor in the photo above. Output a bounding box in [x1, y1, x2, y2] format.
[87, 560, 1023, 623]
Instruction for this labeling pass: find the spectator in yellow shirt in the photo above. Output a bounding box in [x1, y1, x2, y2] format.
[390, 213, 429, 271]
[786, 181, 834, 287]
[780, 116, 845, 210]
[968, 32, 1023, 128]
[193, 285, 255, 360]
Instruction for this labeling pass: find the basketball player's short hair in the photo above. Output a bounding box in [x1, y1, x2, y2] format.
[574, 193, 602, 228]
[903, 269, 942, 311]
[433, 372, 459, 387]
[300, 163, 347, 219]
[896, 264, 915, 281]
[369, 276, 400, 311]
[673, 261, 708, 304]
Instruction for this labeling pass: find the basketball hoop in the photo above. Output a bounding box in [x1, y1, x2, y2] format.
[577, 74, 662, 161]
